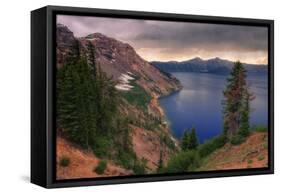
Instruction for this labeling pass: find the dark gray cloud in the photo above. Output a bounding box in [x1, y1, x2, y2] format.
[57, 15, 268, 64]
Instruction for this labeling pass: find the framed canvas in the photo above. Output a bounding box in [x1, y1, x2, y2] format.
[31, 5, 274, 188]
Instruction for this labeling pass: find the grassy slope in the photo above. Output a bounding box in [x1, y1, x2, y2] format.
[198, 132, 268, 171]
[120, 80, 151, 108]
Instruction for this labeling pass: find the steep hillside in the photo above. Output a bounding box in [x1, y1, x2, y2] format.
[57, 24, 182, 98]
[56, 136, 132, 179]
[199, 132, 268, 171]
[56, 24, 181, 176]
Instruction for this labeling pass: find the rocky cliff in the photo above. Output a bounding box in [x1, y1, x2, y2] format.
[57, 24, 182, 97]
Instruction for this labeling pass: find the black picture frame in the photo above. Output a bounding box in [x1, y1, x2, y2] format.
[31, 5, 274, 188]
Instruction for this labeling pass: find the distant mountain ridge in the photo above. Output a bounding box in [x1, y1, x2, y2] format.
[151, 57, 267, 75]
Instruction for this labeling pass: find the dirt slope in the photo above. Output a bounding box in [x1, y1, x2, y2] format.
[132, 126, 178, 171]
[56, 136, 132, 180]
[199, 132, 268, 171]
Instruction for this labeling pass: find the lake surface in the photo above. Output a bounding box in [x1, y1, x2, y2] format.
[159, 72, 268, 143]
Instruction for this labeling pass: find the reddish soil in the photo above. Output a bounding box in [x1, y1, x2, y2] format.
[132, 126, 176, 171]
[200, 132, 268, 171]
[149, 95, 165, 117]
[56, 136, 132, 180]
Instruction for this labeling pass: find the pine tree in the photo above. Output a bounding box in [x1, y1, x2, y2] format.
[95, 65, 118, 134]
[189, 128, 199, 149]
[181, 130, 190, 151]
[181, 128, 198, 151]
[86, 41, 97, 77]
[77, 58, 97, 149]
[57, 62, 80, 134]
[222, 61, 253, 140]
[57, 58, 96, 148]
[238, 88, 254, 137]
[157, 150, 164, 173]
[85, 41, 99, 148]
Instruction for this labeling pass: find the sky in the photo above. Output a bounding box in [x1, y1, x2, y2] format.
[57, 15, 268, 65]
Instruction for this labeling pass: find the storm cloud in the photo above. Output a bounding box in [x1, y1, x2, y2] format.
[57, 15, 268, 64]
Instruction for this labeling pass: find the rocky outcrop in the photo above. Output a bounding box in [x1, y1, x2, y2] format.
[56, 24, 78, 69]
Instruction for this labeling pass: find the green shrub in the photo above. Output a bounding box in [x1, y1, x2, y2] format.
[116, 148, 147, 174]
[181, 128, 199, 151]
[94, 160, 107, 174]
[133, 158, 147, 175]
[247, 159, 253, 164]
[116, 149, 136, 169]
[92, 136, 113, 158]
[230, 134, 245, 145]
[165, 150, 200, 173]
[198, 135, 226, 158]
[253, 125, 268, 133]
[258, 156, 265, 161]
[59, 156, 70, 167]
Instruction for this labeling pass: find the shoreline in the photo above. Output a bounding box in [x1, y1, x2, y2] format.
[155, 87, 183, 145]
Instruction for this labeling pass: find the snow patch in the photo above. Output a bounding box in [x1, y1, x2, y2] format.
[86, 38, 97, 41]
[115, 72, 135, 91]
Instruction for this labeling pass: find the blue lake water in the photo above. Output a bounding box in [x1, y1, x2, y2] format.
[159, 72, 268, 143]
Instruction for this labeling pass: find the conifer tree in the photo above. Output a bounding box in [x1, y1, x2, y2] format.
[86, 41, 97, 77]
[222, 61, 253, 140]
[57, 58, 96, 148]
[238, 88, 254, 137]
[189, 128, 199, 149]
[157, 150, 164, 173]
[181, 128, 198, 151]
[95, 65, 118, 135]
[181, 130, 190, 151]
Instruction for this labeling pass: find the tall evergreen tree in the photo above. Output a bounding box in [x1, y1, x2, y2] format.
[181, 130, 190, 151]
[95, 65, 118, 135]
[57, 58, 96, 148]
[222, 61, 253, 139]
[181, 128, 198, 151]
[157, 150, 164, 173]
[189, 128, 199, 149]
[86, 41, 97, 77]
[238, 87, 254, 137]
